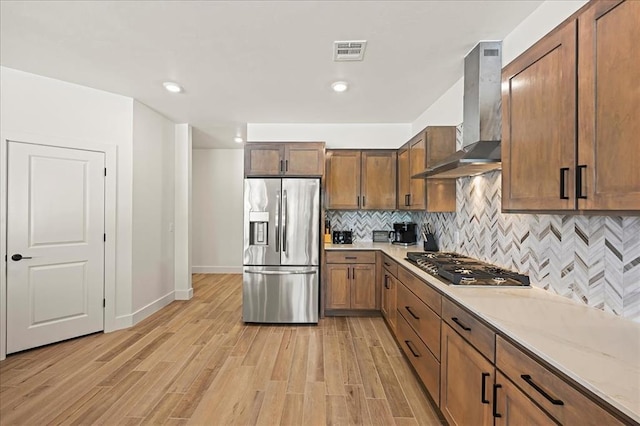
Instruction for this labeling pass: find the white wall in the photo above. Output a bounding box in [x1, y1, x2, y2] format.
[131, 101, 176, 316]
[411, 0, 588, 134]
[246, 123, 411, 149]
[174, 124, 193, 299]
[0, 66, 135, 324]
[192, 149, 244, 273]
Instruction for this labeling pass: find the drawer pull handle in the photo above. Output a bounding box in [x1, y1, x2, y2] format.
[384, 262, 391, 267]
[521, 375, 564, 406]
[384, 275, 390, 289]
[404, 340, 420, 358]
[451, 317, 471, 331]
[405, 306, 420, 320]
[345, 256, 357, 260]
[481, 372, 490, 404]
[493, 384, 502, 418]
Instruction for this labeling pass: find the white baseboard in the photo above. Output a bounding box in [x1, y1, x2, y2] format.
[192, 266, 242, 274]
[113, 314, 134, 331]
[175, 287, 194, 300]
[131, 291, 175, 325]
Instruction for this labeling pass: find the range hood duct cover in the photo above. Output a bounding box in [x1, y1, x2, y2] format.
[422, 41, 503, 179]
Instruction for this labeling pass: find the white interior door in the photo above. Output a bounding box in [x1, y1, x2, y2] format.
[7, 141, 105, 354]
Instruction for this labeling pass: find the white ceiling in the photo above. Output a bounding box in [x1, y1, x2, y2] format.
[0, 1, 543, 149]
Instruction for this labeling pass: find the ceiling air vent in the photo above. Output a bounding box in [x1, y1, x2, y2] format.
[333, 40, 367, 61]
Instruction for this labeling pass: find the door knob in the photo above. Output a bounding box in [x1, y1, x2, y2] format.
[11, 254, 33, 261]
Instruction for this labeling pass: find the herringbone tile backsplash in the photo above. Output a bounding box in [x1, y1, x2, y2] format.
[413, 171, 640, 322]
[327, 211, 412, 242]
[328, 124, 640, 322]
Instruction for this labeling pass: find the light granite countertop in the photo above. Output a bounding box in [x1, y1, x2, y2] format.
[325, 242, 640, 423]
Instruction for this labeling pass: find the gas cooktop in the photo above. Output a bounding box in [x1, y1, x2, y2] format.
[405, 252, 530, 287]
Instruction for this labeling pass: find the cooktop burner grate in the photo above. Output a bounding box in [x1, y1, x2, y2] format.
[405, 252, 530, 287]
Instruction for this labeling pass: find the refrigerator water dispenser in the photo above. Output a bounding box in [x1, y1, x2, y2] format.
[249, 211, 269, 245]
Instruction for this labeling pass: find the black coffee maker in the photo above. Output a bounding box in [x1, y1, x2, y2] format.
[392, 222, 417, 246]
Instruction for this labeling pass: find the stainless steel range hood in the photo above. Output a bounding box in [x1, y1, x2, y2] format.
[418, 41, 503, 179]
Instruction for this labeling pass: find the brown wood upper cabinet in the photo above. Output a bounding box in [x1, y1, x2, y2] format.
[244, 142, 325, 177]
[502, 0, 640, 212]
[325, 150, 397, 210]
[398, 126, 457, 212]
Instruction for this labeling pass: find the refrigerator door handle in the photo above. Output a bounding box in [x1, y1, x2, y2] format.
[282, 190, 288, 252]
[244, 269, 317, 275]
[275, 191, 280, 252]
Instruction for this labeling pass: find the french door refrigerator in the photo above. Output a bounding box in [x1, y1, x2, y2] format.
[243, 178, 320, 323]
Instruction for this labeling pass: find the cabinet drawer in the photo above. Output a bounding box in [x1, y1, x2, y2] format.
[326, 251, 376, 264]
[397, 282, 441, 360]
[496, 336, 623, 426]
[398, 266, 441, 315]
[442, 298, 495, 363]
[397, 313, 440, 404]
[382, 254, 398, 277]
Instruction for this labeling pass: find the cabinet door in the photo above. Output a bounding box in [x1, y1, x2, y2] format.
[381, 272, 390, 318]
[381, 272, 397, 332]
[408, 136, 426, 210]
[495, 372, 556, 426]
[244, 143, 284, 176]
[361, 150, 397, 210]
[578, 0, 640, 210]
[425, 127, 457, 212]
[285, 143, 325, 176]
[502, 20, 577, 211]
[326, 264, 351, 309]
[325, 150, 361, 209]
[440, 323, 494, 426]
[397, 144, 410, 210]
[351, 264, 376, 310]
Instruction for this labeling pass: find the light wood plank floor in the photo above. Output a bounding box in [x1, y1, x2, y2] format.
[0, 274, 443, 425]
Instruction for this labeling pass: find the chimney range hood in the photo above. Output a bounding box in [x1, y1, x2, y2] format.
[415, 41, 503, 179]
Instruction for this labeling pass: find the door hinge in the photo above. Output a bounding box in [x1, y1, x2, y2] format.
[104, 168, 107, 176]
[103, 233, 106, 242]
[103, 299, 106, 308]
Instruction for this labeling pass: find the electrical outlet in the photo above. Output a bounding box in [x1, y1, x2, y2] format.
[455, 231, 460, 245]
[169, 222, 174, 232]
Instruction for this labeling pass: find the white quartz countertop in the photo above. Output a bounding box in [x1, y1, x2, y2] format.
[325, 242, 640, 423]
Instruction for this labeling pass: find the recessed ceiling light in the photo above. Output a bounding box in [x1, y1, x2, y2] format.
[331, 81, 349, 93]
[234, 136, 244, 144]
[163, 81, 183, 93]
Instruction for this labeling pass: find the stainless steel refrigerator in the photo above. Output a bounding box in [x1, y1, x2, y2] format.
[243, 178, 320, 323]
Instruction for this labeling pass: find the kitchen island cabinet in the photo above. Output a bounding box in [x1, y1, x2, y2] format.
[244, 142, 325, 177]
[502, 0, 640, 212]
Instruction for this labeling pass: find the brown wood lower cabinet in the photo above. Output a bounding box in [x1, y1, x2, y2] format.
[325, 251, 376, 311]
[397, 313, 440, 403]
[381, 270, 397, 332]
[440, 322, 495, 426]
[378, 261, 629, 426]
[326, 263, 375, 310]
[397, 278, 441, 360]
[494, 371, 556, 425]
[496, 336, 623, 426]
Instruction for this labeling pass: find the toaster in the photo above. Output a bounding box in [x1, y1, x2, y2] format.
[332, 230, 353, 244]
